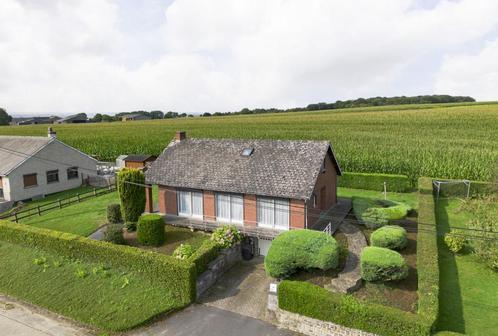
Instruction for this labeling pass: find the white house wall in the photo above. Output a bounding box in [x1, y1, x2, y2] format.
[5, 140, 98, 201]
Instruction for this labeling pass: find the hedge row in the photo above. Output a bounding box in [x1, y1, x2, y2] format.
[0, 221, 196, 304]
[416, 177, 439, 329]
[432, 178, 493, 197]
[187, 239, 219, 275]
[278, 280, 431, 336]
[338, 172, 413, 192]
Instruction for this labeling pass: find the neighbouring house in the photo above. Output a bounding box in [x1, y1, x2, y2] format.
[0, 128, 98, 204]
[145, 131, 342, 255]
[55, 113, 88, 124]
[13, 116, 61, 125]
[121, 114, 151, 122]
[123, 155, 157, 169]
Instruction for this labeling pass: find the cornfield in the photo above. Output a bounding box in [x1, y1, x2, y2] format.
[1, 103, 497, 181]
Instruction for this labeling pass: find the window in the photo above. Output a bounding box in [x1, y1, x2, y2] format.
[67, 167, 79, 180]
[23, 173, 38, 188]
[177, 190, 203, 218]
[216, 193, 243, 224]
[46, 170, 59, 184]
[257, 197, 289, 230]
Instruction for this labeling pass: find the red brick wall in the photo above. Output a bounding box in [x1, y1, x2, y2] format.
[244, 194, 257, 227]
[158, 185, 177, 215]
[145, 186, 153, 213]
[290, 199, 306, 229]
[203, 191, 216, 221]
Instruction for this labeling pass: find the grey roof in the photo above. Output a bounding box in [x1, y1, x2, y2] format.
[145, 138, 342, 200]
[0, 136, 53, 175]
[124, 154, 156, 162]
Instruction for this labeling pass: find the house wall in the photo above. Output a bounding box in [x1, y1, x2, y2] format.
[158, 185, 177, 215]
[3, 140, 98, 202]
[306, 153, 338, 227]
[125, 161, 145, 169]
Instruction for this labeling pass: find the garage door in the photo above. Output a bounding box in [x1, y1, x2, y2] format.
[258, 238, 273, 256]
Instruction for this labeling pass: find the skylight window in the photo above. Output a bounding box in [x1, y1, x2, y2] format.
[241, 148, 254, 156]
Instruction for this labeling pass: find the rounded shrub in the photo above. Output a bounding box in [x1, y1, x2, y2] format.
[371, 225, 408, 250]
[353, 197, 411, 229]
[106, 203, 122, 224]
[211, 225, 242, 249]
[444, 230, 466, 253]
[265, 229, 340, 279]
[173, 243, 195, 260]
[117, 168, 146, 223]
[103, 224, 126, 245]
[137, 214, 165, 246]
[124, 221, 137, 232]
[361, 246, 408, 282]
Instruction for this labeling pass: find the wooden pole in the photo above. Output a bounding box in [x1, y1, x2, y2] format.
[383, 182, 387, 200]
[37, 205, 41, 216]
[58, 199, 62, 209]
[77, 193, 80, 202]
[94, 187, 97, 196]
[14, 213, 18, 223]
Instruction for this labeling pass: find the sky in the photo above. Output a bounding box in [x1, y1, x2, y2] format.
[1, 0, 498, 116]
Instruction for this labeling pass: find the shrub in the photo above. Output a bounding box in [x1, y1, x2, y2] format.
[103, 224, 126, 245]
[338, 172, 412, 192]
[361, 246, 408, 282]
[106, 203, 122, 224]
[117, 168, 146, 223]
[278, 280, 431, 336]
[187, 240, 219, 275]
[124, 221, 137, 232]
[210, 225, 242, 249]
[353, 197, 411, 229]
[265, 230, 339, 279]
[173, 244, 194, 260]
[137, 214, 165, 246]
[444, 230, 466, 253]
[371, 225, 408, 250]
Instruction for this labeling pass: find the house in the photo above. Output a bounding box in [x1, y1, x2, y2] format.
[123, 155, 157, 169]
[0, 128, 98, 204]
[55, 113, 88, 124]
[121, 114, 151, 122]
[13, 116, 61, 125]
[145, 131, 342, 255]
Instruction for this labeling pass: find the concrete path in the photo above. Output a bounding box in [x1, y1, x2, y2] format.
[310, 197, 352, 233]
[129, 304, 297, 336]
[0, 295, 92, 336]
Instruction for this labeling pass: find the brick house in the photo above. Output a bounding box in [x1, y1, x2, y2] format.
[144, 131, 342, 255]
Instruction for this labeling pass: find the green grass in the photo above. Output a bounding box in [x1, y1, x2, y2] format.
[436, 198, 498, 335]
[338, 187, 418, 209]
[20, 191, 119, 236]
[0, 241, 183, 331]
[0, 102, 497, 180]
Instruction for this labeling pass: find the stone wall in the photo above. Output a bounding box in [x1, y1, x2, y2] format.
[196, 243, 241, 299]
[0, 201, 14, 214]
[267, 289, 377, 336]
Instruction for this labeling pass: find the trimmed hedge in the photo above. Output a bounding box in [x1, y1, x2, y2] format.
[371, 225, 408, 250]
[353, 197, 411, 229]
[338, 172, 412, 192]
[432, 178, 493, 197]
[187, 239, 219, 275]
[117, 168, 146, 223]
[265, 230, 339, 278]
[106, 203, 122, 224]
[278, 280, 431, 336]
[103, 224, 126, 245]
[361, 246, 408, 281]
[416, 177, 439, 329]
[137, 214, 165, 246]
[0, 221, 196, 304]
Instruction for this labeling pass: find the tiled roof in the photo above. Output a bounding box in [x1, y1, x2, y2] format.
[124, 154, 155, 162]
[0, 136, 53, 175]
[145, 138, 341, 200]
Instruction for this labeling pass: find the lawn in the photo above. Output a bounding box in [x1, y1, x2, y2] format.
[338, 187, 418, 210]
[0, 241, 184, 331]
[19, 191, 119, 236]
[436, 198, 498, 335]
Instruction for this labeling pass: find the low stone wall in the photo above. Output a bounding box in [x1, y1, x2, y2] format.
[0, 201, 14, 214]
[267, 287, 377, 336]
[196, 243, 241, 299]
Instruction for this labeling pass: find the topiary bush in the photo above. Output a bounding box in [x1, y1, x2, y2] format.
[106, 203, 122, 224]
[173, 244, 194, 260]
[353, 197, 411, 229]
[265, 229, 339, 279]
[361, 246, 408, 282]
[117, 168, 146, 223]
[371, 225, 408, 250]
[210, 225, 242, 249]
[444, 230, 466, 253]
[103, 224, 126, 245]
[125, 221, 137, 232]
[137, 214, 165, 246]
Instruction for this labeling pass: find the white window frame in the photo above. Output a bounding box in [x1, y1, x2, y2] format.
[177, 190, 203, 219]
[257, 197, 290, 230]
[215, 193, 244, 225]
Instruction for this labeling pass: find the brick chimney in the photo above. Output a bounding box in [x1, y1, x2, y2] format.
[175, 131, 186, 141]
[48, 127, 57, 138]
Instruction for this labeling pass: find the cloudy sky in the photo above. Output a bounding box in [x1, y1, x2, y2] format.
[1, 0, 498, 116]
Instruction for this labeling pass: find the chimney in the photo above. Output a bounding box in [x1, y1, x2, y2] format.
[48, 127, 57, 138]
[175, 131, 186, 141]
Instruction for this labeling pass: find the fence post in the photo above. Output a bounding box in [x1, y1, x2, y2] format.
[94, 188, 97, 196]
[58, 199, 62, 209]
[37, 205, 41, 216]
[77, 193, 80, 202]
[14, 213, 18, 223]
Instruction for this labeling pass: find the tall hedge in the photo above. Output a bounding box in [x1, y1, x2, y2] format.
[278, 280, 431, 336]
[338, 172, 412, 192]
[137, 214, 165, 246]
[0, 221, 196, 304]
[117, 168, 146, 223]
[187, 239, 220, 275]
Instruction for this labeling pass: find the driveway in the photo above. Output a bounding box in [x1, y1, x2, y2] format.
[199, 257, 272, 321]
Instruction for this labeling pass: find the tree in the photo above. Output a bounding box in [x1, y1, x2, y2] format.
[101, 114, 115, 122]
[202, 112, 212, 117]
[164, 111, 179, 119]
[117, 168, 146, 223]
[150, 110, 164, 119]
[0, 108, 12, 125]
[91, 113, 103, 122]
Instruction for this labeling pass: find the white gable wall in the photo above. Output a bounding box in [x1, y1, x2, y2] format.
[2, 140, 97, 201]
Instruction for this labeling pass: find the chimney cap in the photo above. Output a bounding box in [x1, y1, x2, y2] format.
[175, 131, 186, 141]
[48, 127, 57, 138]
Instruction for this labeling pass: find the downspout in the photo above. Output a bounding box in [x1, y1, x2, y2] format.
[304, 199, 308, 229]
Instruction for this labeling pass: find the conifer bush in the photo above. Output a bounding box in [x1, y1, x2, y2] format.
[117, 168, 145, 223]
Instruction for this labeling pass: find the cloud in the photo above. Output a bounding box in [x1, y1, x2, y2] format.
[0, 0, 497, 115]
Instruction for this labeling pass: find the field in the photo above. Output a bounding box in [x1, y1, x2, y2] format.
[1, 102, 497, 181]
